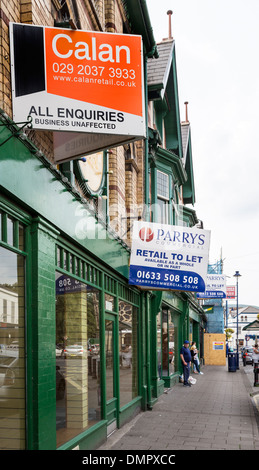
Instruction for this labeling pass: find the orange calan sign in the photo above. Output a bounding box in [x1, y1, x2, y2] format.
[10, 23, 146, 158]
[45, 29, 143, 117]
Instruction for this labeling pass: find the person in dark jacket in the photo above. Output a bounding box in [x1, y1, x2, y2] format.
[180, 340, 192, 387]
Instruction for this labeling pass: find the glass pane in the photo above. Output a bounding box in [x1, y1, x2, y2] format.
[18, 223, 25, 251]
[157, 198, 169, 224]
[157, 313, 161, 378]
[105, 320, 114, 401]
[55, 273, 100, 447]
[105, 294, 114, 312]
[169, 319, 175, 374]
[119, 302, 138, 408]
[7, 216, 14, 246]
[162, 310, 169, 376]
[87, 289, 101, 422]
[157, 171, 169, 198]
[189, 320, 193, 344]
[56, 247, 61, 267]
[0, 246, 25, 450]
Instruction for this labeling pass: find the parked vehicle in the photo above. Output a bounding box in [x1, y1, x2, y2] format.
[64, 344, 84, 357]
[56, 345, 64, 357]
[242, 347, 253, 365]
[88, 344, 99, 355]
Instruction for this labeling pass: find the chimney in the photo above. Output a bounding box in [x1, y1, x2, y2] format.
[163, 10, 173, 41]
[167, 10, 173, 39]
[184, 101, 189, 123]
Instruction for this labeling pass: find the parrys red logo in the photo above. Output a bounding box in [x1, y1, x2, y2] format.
[139, 227, 154, 242]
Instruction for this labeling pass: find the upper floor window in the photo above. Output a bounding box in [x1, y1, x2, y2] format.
[157, 171, 169, 224]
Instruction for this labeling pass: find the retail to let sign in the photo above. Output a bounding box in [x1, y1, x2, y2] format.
[9, 23, 145, 161]
[129, 221, 211, 292]
[196, 274, 226, 299]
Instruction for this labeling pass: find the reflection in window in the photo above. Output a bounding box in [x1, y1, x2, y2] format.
[189, 320, 193, 345]
[55, 273, 100, 447]
[0, 246, 25, 450]
[105, 294, 114, 312]
[7, 217, 14, 246]
[157, 310, 176, 377]
[119, 301, 138, 408]
[168, 318, 175, 374]
[162, 310, 168, 376]
[157, 314, 161, 378]
[105, 320, 114, 401]
[157, 198, 169, 224]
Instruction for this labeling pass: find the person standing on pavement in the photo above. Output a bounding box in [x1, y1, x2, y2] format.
[190, 342, 203, 375]
[180, 340, 192, 387]
[252, 344, 259, 364]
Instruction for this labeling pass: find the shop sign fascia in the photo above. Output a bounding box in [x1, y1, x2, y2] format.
[9, 23, 146, 162]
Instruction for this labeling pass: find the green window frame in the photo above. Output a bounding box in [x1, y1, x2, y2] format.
[0, 200, 30, 450]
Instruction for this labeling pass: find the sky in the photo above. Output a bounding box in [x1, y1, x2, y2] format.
[147, 0, 259, 307]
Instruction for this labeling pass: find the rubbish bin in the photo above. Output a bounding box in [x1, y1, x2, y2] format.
[228, 352, 237, 372]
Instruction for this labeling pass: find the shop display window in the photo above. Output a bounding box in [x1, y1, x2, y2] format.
[119, 301, 138, 407]
[157, 309, 176, 377]
[0, 245, 25, 450]
[55, 273, 100, 447]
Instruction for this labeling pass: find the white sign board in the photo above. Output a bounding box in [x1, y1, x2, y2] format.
[129, 221, 211, 292]
[197, 274, 227, 299]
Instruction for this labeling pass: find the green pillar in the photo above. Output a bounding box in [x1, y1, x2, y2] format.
[27, 217, 59, 450]
[150, 292, 162, 398]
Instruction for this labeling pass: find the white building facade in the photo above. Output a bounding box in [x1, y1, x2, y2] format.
[226, 305, 259, 348]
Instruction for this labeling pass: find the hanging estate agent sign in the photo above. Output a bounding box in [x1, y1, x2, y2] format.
[129, 221, 211, 292]
[226, 285, 236, 299]
[9, 23, 145, 161]
[196, 274, 226, 299]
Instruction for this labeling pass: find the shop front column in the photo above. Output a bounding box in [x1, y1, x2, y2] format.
[28, 217, 59, 450]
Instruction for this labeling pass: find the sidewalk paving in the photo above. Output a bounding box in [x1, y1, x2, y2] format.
[99, 360, 259, 450]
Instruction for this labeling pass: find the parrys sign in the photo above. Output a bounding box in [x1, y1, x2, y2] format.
[197, 274, 226, 299]
[9, 23, 145, 161]
[129, 222, 211, 292]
